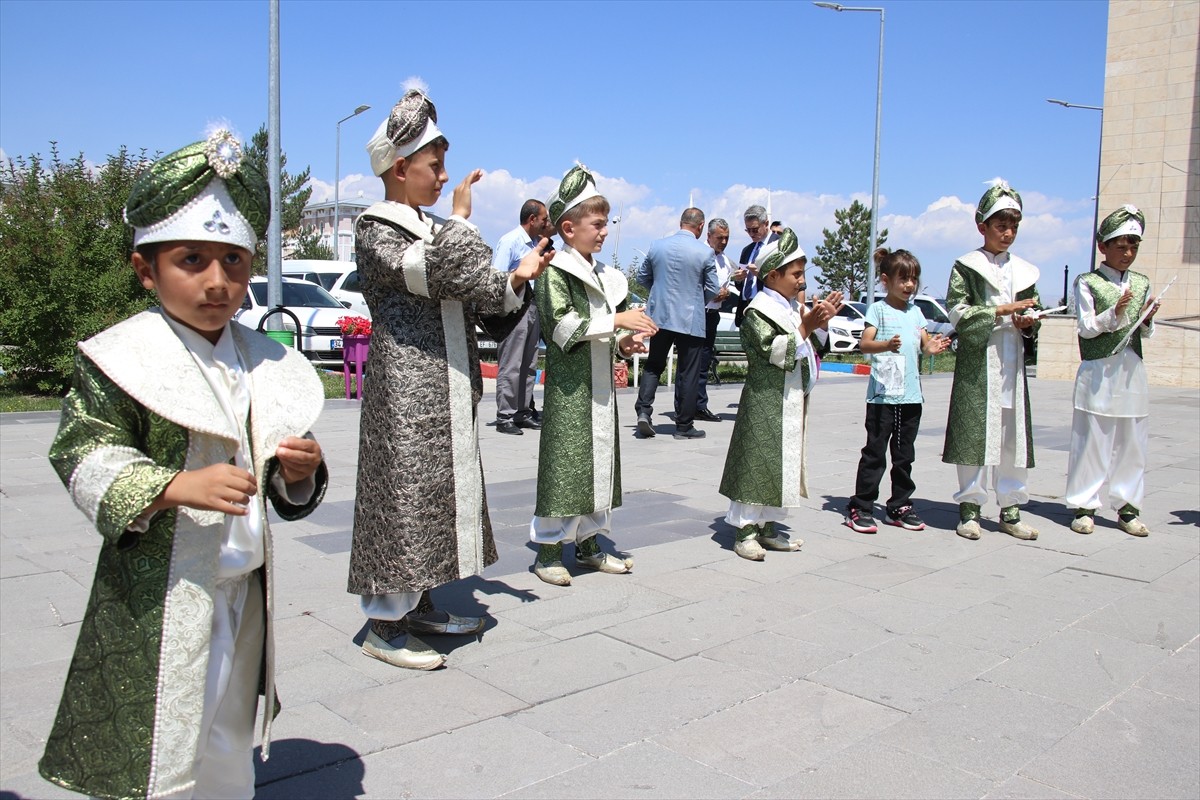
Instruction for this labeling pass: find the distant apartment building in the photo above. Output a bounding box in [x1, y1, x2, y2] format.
[300, 197, 372, 261]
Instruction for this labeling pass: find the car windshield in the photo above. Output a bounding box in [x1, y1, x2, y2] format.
[250, 282, 344, 308]
[836, 302, 867, 320]
[915, 298, 950, 323]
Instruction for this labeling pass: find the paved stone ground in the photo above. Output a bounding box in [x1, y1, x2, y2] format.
[2, 372, 1197, 799]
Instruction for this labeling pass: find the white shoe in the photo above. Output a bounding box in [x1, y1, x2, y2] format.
[956, 519, 981, 540]
[405, 611, 486, 636]
[1070, 514, 1095, 535]
[576, 551, 632, 574]
[999, 518, 1039, 540]
[361, 631, 445, 670]
[758, 533, 802, 552]
[1118, 516, 1150, 537]
[734, 537, 766, 561]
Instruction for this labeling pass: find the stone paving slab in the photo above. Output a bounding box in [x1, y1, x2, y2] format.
[2, 375, 1197, 799]
[1018, 687, 1200, 799]
[807, 633, 1007, 713]
[503, 740, 755, 799]
[868, 679, 1090, 782]
[653, 680, 905, 787]
[980, 627, 1171, 711]
[749, 740, 994, 799]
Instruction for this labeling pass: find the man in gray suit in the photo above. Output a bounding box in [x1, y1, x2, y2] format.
[634, 208, 720, 440]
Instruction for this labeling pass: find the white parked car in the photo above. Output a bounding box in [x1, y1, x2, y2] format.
[235, 277, 351, 367]
[282, 260, 370, 318]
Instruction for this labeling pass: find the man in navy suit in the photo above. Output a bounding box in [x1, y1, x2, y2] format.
[733, 204, 777, 326]
[634, 208, 720, 440]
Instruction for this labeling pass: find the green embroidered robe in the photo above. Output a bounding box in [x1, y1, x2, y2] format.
[1077, 269, 1151, 361]
[40, 310, 327, 800]
[534, 246, 627, 517]
[719, 294, 815, 508]
[942, 250, 1041, 467]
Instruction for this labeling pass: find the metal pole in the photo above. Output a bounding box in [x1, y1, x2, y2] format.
[334, 122, 341, 260]
[266, 0, 282, 323]
[1090, 110, 1103, 272]
[333, 105, 370, 262]
[867, 8, 883, 303]
[1046, 99, 1103, 273]
[814, 3, 885, 302]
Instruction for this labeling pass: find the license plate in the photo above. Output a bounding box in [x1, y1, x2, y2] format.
[331, 338, 342, 350]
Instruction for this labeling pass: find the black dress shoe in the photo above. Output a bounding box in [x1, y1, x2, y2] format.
[495, 420, 524, 435]
[515, 417, 542, 430]
[673, 427, 706, 440]
[636, 415, 656, 438]
[694, 409, 722, 422]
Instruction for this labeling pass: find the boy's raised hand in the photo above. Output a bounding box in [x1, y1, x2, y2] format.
[1114, 287, 1134, 316]
[276, 435, 323, 484]
[513, 238, 554, 283]
[615, 308, 658, 336]
[451, 169, 484, 219]
[157, 463, 258, 516]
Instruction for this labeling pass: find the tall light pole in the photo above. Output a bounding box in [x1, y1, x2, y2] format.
[1047, 98, 1103, 272]
[334, 104, 371, 260]
[815, 1, 884, 302]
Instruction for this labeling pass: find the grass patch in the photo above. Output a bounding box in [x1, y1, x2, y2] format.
[0, 386, 63, 413]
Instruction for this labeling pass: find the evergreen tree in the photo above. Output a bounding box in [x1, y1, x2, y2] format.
[812, 200, 888, 298]
[244, 125, 312, 273]
[0, 145, 155, 391]
[289, 225, 335, 260]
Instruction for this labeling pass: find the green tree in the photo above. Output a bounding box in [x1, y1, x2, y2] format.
[289, 225, 334, 260]
[614, 253, 646, 300]
[0, 145, 155, 392]
[812, 200, 888, 298]
[244, 124, 312, 273]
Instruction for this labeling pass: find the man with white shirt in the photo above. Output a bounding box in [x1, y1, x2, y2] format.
[696, 218, 734, 421]
[493, 199, 555, 435]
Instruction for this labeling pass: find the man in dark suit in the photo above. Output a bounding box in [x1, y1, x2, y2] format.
[733, 204, 777, 326]
[634, 208, 720, 440]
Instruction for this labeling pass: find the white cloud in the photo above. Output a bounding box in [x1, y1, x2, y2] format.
[308, 173, 382, 205]
[301, 166, 1093, 297]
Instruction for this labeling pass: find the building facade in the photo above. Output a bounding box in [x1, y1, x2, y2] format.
[300, 197, 372, 261]
[1038, 0, 1199, 388]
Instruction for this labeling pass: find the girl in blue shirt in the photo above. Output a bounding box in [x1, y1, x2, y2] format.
[846, 249, 951, 533]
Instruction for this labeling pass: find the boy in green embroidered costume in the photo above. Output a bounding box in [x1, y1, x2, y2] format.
[1064, 205, 1159, 536]
[40, 129, 329, 799]
[718, 230, 842, 561]
[529, 166, 657, 585]
[943, 181, 1042, 541]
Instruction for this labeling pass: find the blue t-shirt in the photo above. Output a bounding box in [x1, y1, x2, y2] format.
[864, 300, 927, 404]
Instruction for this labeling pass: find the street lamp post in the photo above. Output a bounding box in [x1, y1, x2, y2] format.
[334, 104, 371, 260]
[1047, 98, 1103, 272]
[815, 1, 884, 302]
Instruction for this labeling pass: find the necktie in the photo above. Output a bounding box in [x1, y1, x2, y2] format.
[745, 242, 762, 299]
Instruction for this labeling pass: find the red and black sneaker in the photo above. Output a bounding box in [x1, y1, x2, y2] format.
[885, 505, 926, 531]
[845, 506, 878, 534]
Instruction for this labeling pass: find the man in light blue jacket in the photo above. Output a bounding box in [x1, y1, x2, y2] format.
[634, 208, 721, 439]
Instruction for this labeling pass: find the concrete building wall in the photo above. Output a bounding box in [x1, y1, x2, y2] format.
[1040, 0, 1198, 388]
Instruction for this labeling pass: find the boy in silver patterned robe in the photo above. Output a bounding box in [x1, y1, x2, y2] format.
[347, 90, 550, 669]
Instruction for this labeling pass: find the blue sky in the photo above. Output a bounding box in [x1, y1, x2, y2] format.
[0, 0, 1109, 300]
